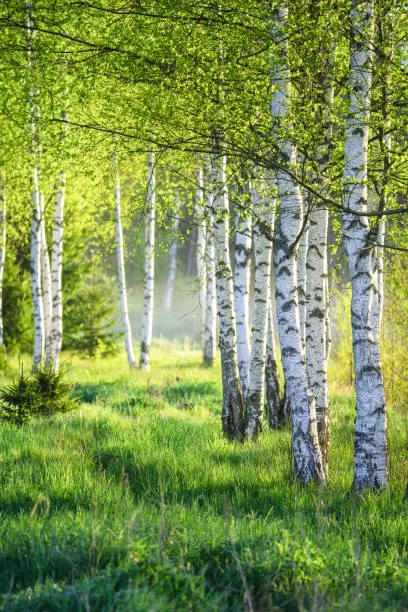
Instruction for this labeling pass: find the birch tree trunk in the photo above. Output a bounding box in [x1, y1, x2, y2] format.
[245, 179, 273, 439]
[266, 302, 281, 429]
[50, 72, 68, 371]
[212, 146, 244, 439]
[203, 183, 217, 366]
[306, 205, 330, 477]
[234, 185, 252, 400]
[139, 150, 156, 370]
[50, 172, 65, 370]
[264, 187, 281, 429]
[163, 199, 179, 312]
[113, 151, 136, 369]
[271, 5, 325, 485]
[26, 4, 44, 368]
[343, 0, 387, 490]
[40, 194, 53, 365]
[195, 165, 207, 348]
[298, 222, 308, 352]
[0, 178, 6, 347]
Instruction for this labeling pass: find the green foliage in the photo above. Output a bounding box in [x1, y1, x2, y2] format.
[64, 274, 122, 358]
[0, 345, 407, 610]
[0, 364, 75, 425]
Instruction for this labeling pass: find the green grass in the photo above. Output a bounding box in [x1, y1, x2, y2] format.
[0, 340, 407, 611]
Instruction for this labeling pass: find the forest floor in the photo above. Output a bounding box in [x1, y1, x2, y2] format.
[0, 340, 407, 611]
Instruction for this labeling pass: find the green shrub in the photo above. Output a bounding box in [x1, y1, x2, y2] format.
[0, 365, 76, 425]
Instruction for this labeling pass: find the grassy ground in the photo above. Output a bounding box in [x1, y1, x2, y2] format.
[0, 340, 407, 611]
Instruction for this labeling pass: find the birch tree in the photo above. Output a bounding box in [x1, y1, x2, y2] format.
[342, 0, 387, 490]
[271, 5, 325, 485]
[113, 150, 136, 368]
[139, 150, 156, 371]
[211, 145, 244, 440]
[195, 165, 207, 348]
[245, 178, 273, 439]
[163, 195, 180, 312]
[0, 177, 6, 347]
[26, 3, 44, 367]
[234, 183, 252, 400]
[49, 172, 65, 370]
[203, 180, 217, 366]
[40, 193, 53, 364]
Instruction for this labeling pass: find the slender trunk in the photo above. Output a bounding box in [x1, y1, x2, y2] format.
[0, 178, 6, 347]
[298, 222, 308, 352]
[186, 230, 196, 276]
[245, 178, 273, 439]
[50, 71, 68, 371]
[343, 0, 387, 490]
[26, 4, 44, 368]
[234, 185, 252, 400]
[139, 150, 156, 370]
[50, 172, 65, 371]
[163, 206, 179, 312]
[195, 166, 207, 349]
[40, 194, 53, 364]
[264, 188, 281, 429]
[212, 147, 244, 439]
[271, 5, 325, 485]
[30, 169, 44, 367]
[266, 302, 281, 429]
[203, 166, 217, 366]
[306, 206, 330, 477]
[113, 151, 136, 368]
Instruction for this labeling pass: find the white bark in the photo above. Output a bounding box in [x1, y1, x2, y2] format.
[203, 207, 217, 366]
[139, 150, 156, 371]
[343, 0, 387, 490]
[212, 147, 244, 439]
[266, 302, 281, 429]
[40, 194, 53, 365]
[234, 185, 252, 400]
[0, 179, 6, 347]
[306, 206, 330, 476]
[245, 178, 273, 439]
[26, 4, 44, 368]
[163, 197, 180, 312]
[30, 169, 44, 367]
[50, 171, 65, 371]
[298, 222, 309, 352]
[195, 165, 207, 349]
[271, 6, 325, 484]
[264, 189, 281, 429]
[113, 151, 136, 369]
